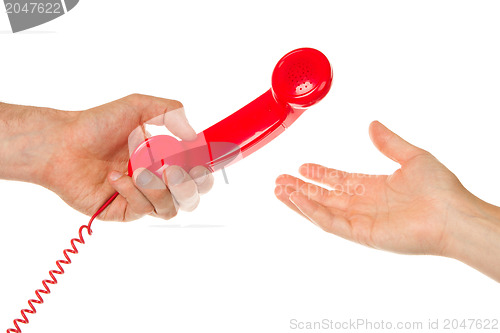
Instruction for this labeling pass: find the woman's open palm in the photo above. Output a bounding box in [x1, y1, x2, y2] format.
[275, 121, 476, 256]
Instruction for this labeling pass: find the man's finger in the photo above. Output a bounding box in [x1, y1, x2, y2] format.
[163, 166, 200, 212]
[108, 170, 154, 221]
[124, 94, 197, 141]
[189, 166, 214, 194]
[133, 168, 178, 220]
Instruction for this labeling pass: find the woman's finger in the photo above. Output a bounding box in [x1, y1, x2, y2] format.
[299, 163, 367, 193]
[275, 174, 307, 189]
[298, 182, 352, 211]
[274, 184, 310, 220]
[289, 191, 352, 239]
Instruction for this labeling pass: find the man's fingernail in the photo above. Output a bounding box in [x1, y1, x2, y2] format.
[194, 172, 208, 185]
[166, 168, 184, 186]
[136, 169, 153, 187]
[110, 171, 122, 181]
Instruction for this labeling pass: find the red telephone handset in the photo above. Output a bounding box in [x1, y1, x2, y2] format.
[128, 48, 333, 176]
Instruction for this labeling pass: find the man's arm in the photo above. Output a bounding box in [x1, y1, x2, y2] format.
[0, 95, 214, 221]
[0, 102, 73, 185]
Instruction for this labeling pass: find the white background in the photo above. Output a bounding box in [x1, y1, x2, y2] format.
[1, 1, 499, 332]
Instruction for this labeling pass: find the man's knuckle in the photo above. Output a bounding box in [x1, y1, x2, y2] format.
[168, 99, 183, 111]
[128, 93, 143, 99]
[136, 203, 154, 215]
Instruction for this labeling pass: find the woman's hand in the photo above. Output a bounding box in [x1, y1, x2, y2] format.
[275, 121, 500, 281]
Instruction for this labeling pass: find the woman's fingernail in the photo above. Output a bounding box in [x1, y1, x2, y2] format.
[166, 168, 184, 186]
[110, 171, 122, 181]
[275, 174, 285, 185]
[136, 169, 153, 187]
[194, 172, 208, 185]
[299, 164, 309, 175]
[289, 191, 301, 204]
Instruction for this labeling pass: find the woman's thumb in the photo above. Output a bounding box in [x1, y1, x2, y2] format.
[369, 121, 426, 164]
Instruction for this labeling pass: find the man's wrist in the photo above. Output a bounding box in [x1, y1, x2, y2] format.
[0, 102, 77, 186]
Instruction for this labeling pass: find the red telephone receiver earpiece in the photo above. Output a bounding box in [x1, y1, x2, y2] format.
[128, 48, 333, 176]
[272, 47, 333, 108]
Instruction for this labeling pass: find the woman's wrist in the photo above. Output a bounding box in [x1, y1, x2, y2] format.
[445, 196, 500, 282]
[0, 102, 77, 186]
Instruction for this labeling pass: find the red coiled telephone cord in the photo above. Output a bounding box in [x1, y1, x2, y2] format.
[6, 192, 119, 333]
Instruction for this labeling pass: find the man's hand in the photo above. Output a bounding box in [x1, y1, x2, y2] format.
[0, 94, 213, 221]
[275, 121, 500, 281]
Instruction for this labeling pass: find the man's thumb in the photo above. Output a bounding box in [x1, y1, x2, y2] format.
[126, 94, 197, 141]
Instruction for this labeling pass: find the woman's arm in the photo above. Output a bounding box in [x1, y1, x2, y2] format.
[447, 200, 500, 281]
[275, 121, 500, 282]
